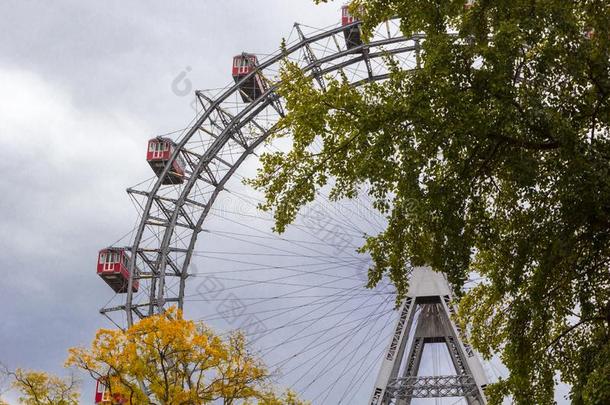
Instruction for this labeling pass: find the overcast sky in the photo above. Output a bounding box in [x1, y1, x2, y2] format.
[0, 1, 570, 404]
[0, 1, 351, 402]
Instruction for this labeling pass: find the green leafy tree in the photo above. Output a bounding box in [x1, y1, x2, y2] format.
[248, 0, 610, 403]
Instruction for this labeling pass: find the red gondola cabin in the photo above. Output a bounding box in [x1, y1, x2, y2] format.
[97, 248, 138, 293]
[95, 378, 127, 405]
[341, 5, 362, 49]
[147, 137, 186, 185]
[232, 53, 267, 103]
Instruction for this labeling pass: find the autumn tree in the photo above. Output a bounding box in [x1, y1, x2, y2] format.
[0, 367, 79, 405]
[66, 307, 307, 405]
[248, 0, 610, 403]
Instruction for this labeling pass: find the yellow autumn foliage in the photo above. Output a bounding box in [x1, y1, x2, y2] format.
[66, 307, 308, 405]
[8, 369, 79, 405]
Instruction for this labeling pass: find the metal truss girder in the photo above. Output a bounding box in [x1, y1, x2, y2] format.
[317, 44, 416, 77]
[128, 188, 211, 212]
[446, 335, 468, 375]
[136, 272, 181, 278]
[198, 94, 252, 149]
[194, 162, 219, 186]
[444, 295, 476, 357]
[208, 154, 234, 169]
[267, 92, 285, 118]
[181, 150, 222, 186]
[208, 112, 247, 149]
[134, 249, 180, 279]
[199, 91, 269, 146]
[387, 375, 478, 399]
[165, 255, 182, 277]
[136, 250, 183, 277]
[362, 46, 374, 80]
[138, 251, 160, 276]
[195, 91, 212, 110]
[351, 73, 390, 88]
[101, 297, 179, 315]
[100, 304, 145, 319]
[145, 217, 194, 230]
[136, 247, 189, 254]
[403, 337, 422, 377]
[294, 23, 327, 91]
[194, 125, 218, 140]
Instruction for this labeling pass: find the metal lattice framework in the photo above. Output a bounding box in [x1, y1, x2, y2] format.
[386, 375, 479, 399]
[367, 267, 488, 405]
[99, 18, 423, 327]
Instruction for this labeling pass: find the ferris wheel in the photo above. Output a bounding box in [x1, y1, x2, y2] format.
[95, 7, 493, 404]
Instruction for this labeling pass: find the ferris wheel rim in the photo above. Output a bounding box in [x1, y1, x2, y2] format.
[99, 18, 423, 326]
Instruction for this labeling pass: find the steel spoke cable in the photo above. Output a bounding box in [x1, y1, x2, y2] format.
[221, 182, 366, 235]
[317, 297, 396, 403]
[311, 189, 377, 236]
[224, 173, 374, 237]
[185, 262, 364, 280]
[194, 295, 388, 326]
[276, 309, 395, 385]
[194, 289, 379, 323]
[278, 299, 394, 383]
[206, 228, 361, 249]
[340, 329, 394, 404]
[188, 255, 368, 279]
[191, 250, 361, 259]
[354, 189, 389, 231]
[198, 294, 388, 346]
[190, 259, 368, 283]
[211, 300, 388, 341]
[186, 275, 365, 291]
[251, 282, 379, 348]
[185, 256, 366, 278]
[240, 299, 391, 341]
[218, 187, 369, 242]
[208, 206, 363, 238]
[265, 286, 385, 368]
[198, 225, 363, 264]
[189, 265, 377, 304]
[259, 306, 394, 354]
[250, 284, 380, 332]
[337, 309, 397, 402]
[184, 290, 392, 302]
[293, 294, 394, 392]
[189, 252, 369, 273]
[192, 282, 376, 326]
[311, 326, 390, 403]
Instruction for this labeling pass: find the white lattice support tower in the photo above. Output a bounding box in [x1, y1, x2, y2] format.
[368, 267, 488, 405]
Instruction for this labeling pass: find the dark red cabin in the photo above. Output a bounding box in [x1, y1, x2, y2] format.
[146, 137, 186, 185]
[232, 53, 267, 102]
[97, 248, 138, 293]
[341, 5, 362, 49]
[95, 378, 127, 404]
[95, 378, 109, 404]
